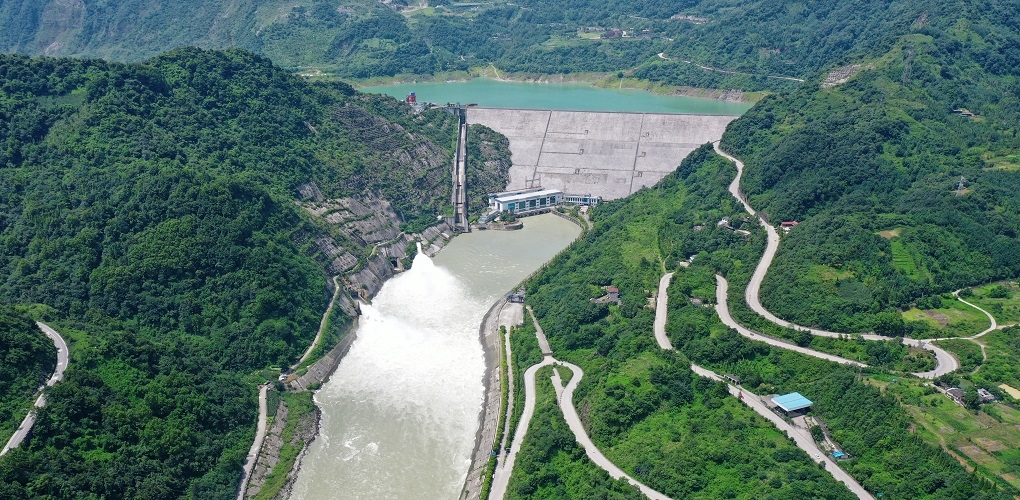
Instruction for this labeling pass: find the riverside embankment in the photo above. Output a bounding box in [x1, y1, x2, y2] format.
[290, 214, 579, 499]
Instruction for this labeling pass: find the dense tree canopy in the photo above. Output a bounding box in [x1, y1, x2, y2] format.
[0, 48, 497, 497]
[0, 307, 54, 442]
[4, 0, 1017, 95]
[521, 146, 1011, 498]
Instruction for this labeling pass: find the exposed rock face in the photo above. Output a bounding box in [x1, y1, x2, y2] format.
[288, 321, 358, 392]
[272, 116, 511, 497]
[289, 187, 458, 391]
[303, 189, 458, 293]
[304, 194, 403, 246]
[821, 64, 867, 88]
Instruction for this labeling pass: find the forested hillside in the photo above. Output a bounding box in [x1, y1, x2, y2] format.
[519, 147, 1009, 498]
[0, 307, 54, 443]
[721, 3, 1020, 332]
[0, 48, 507, 498]
[5, 0, 1012, 91]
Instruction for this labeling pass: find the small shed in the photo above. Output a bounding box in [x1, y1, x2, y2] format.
[832, 451, 845, 459]
[947, 388, 964, 402]
[607, 287, 620, 301]
[771, 392, 813, 416]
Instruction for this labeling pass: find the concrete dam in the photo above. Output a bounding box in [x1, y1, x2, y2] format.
[467, 108, 740, 200]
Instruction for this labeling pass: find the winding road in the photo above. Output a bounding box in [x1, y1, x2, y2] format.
[237, 384, 269, 500]
[487, 141, 997, 498]
[712, 141, 959, 379]
[490, 308, 670, 500]
[292, 276, 342, 371]
[654, 274, 873, 499]
[1, 322, 68, 457]
[952, 292, 999, 338]
[713, 275, 866, 367]
[551, 361, 670, 500]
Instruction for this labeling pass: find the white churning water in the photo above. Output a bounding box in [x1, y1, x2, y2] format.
[291, 214, 580, 499]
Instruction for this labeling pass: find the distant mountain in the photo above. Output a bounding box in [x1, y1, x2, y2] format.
[4, 0, 1014, 92]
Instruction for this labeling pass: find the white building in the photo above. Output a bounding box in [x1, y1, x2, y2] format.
[489, 189, 563, 215]
[563, 194, 600, 206]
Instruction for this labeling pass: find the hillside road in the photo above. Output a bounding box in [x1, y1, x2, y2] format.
[1, 322, 69, 457]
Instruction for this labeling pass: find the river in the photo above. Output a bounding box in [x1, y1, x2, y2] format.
[361, 78, 751, 114]
[291, 215, 581, 499]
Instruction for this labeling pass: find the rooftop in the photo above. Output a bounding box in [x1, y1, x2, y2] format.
[492, 189, 563, 204]
[771, 392, 813, 412]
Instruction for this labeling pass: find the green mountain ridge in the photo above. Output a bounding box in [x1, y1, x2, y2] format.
[498, 1, 1020, 495]
[4, 0, 1016, 92]
[723, 25, 1020, 332]
[0, 47, 509, 498]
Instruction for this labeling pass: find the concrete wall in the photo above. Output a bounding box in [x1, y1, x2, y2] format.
[467, 108, 739, 200]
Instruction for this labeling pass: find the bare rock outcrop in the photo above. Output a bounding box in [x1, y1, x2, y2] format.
[821, 64, 868, 88]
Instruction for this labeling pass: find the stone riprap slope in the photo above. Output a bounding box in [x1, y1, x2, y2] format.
[467, 108, 738, 200]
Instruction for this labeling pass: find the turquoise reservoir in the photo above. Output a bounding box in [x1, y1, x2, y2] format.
[361, 78, 751, 115]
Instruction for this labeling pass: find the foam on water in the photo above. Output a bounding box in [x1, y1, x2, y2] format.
[292, 249, 486, 499]
[291, 214, 581, 500]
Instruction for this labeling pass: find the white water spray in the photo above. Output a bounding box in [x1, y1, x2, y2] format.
[292, 248, 486, 499]
[291, 214, 580, 500]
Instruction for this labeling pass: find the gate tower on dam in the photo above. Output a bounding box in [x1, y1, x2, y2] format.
[465, 108, 740, 201]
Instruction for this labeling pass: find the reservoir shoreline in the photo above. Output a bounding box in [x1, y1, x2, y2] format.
[361, 79, 751, 115]
[348, 73, 762, 104]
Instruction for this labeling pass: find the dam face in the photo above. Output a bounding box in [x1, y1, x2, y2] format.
[467, 108, 739, 200]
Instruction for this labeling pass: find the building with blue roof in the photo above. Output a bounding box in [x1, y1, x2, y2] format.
[771, 392, 813, 416]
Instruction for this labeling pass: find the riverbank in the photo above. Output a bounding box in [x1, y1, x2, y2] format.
[462, 299, 517, 500]
[279, 212, 580, 499]
[462, 210, 588, 500]
[240, 222, 460, 499]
